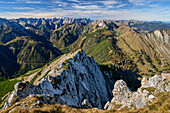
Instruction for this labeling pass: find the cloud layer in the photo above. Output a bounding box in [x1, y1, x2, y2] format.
[0, 0, 170, 21]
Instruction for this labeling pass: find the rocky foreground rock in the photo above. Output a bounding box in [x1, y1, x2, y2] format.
[104, 73, 170, 110]
[4, 50, 110, 109]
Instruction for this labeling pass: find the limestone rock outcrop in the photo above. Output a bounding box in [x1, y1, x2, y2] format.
[154, 29, 170, 45]
[105, 73, 170, 110]
[5, 50, 110, 109]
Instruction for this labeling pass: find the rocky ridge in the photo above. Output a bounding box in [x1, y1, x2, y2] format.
[104, 73, 170, 110]
[4, 50, 111, 109]
[13, 17, 92, 30]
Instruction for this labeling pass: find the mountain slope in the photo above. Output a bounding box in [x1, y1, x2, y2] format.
[50, 22, 85, 49]
[0, 45, 19, 77]
[0, 20, 31, 44]
[4, 36, 61, 76]
[61, 20, 117, 53]
[57, 21, 169, 76]
[117, 29, 170, 75]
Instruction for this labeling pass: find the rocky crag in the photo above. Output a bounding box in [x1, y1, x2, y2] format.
[4, 50, 111, 109]
[104, 73, 170, 110]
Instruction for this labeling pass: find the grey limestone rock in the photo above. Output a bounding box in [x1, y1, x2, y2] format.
[5, 50, 109, 109]
[105, 73, 170, 110]
[111, 80, 132, 106]
[81, 99, 92, 108]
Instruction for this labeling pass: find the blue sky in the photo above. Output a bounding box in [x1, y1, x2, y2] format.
[0, 0, 170, 21]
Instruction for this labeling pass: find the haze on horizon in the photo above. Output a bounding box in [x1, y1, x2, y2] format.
[0, 0, 170, 21]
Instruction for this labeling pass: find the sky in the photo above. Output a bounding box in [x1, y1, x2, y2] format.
[0, 0, 170, 21]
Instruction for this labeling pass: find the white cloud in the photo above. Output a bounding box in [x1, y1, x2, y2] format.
[0, 1, 16, 3]
[13, 7, 35, 9]
[98, 0, 118, 6]
[106, 4, 127, 8]
[0, 0, 170, 21]
[52, 1, 62, 4]
[67, 0, 80, 2]
[115, 4, 127, 8]
[0, 8, 128, 19]
[52, 1, 68, 6]
[97, 0, 125, 9]
[2, 7, 170, 21]
[129, 0, 153, 6]
[26, 1, 41, 4]
[73, 4, 101, 10]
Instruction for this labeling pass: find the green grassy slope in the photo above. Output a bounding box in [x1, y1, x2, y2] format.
[0, 79, 21, 108]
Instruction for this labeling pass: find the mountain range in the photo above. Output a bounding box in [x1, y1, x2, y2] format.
[0, 17, 169, 78]
[0, 17, 169, 112]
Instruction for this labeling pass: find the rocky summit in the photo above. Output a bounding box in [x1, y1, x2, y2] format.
[104, 73, 170, 110]
[4, 50, 110, 109]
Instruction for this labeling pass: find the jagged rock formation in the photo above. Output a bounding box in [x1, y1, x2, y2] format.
[148, 29, 170, 61]
[13, 17, 92, 30]
[153, 29, 170, 45]
[4, 50, 110, 109]
[104, 73, 170, 110]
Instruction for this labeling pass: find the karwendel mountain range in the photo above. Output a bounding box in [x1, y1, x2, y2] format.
[0, 17, 169, 113]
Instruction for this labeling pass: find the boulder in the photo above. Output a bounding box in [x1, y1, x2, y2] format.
[82, 99, 92, 108]
[111, 80, 132, 107]
[105, 74, 170, 110]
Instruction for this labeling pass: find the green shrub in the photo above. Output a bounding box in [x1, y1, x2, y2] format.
[46, 55, 62, 66]
[38, 70, 51, 81]
[0, 79, 21, 104]
[149, 104, 158, 111]
[62, 64, 69, 69]
[64, 58, 70, 63]
[30, 69, 43, 84]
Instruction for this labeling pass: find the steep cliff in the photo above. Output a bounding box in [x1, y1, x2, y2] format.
[4, 50, 110, 109]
